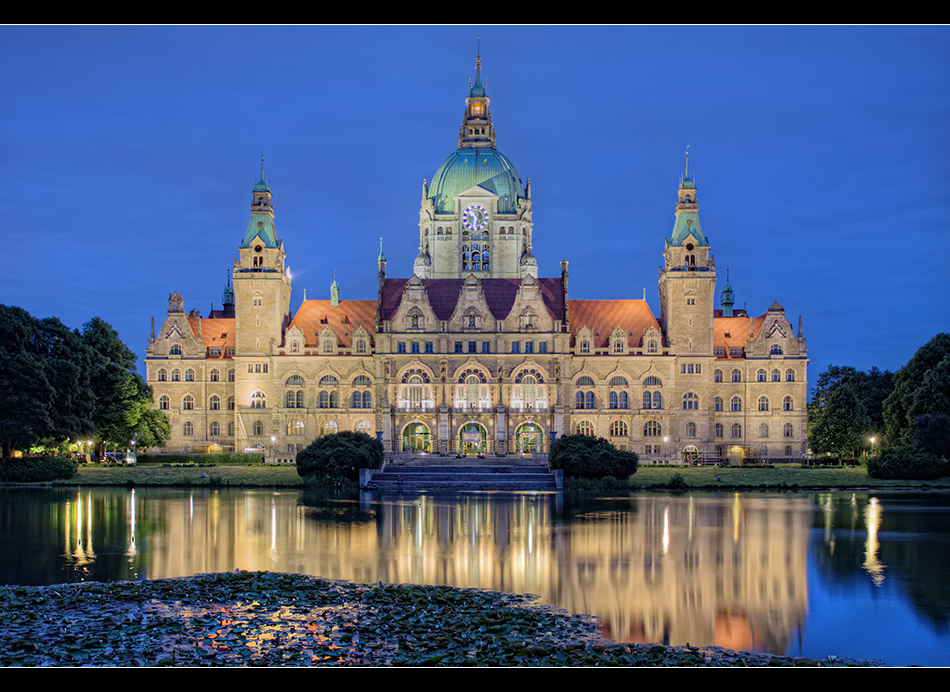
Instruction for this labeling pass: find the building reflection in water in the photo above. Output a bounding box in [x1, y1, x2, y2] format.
[52, 488, 871, 654]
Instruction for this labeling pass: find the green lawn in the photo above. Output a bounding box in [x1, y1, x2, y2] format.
[43, 461, 950, 490]
[630, 463, 950, 489]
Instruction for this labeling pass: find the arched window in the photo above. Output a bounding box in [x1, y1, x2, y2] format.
[157, 368, 167, 382]
[731, 396, 742, 412]
[250, 391, 266, 409]
[171, 369, 181, 382]
[169, 345, 182, 355]
[353, 375, 372, 387]
[652, 391, 662, 409]
[159, 395, 170, 410]
[714, 369, 723, 383]
[643, 376, 662, 387]
[770, 344, 784, 355]
[352, 391, 363, 409]
[576, 376, 595, 387]
[757, 369, 767, 383]
[771, 369, 781, 382]
[183, 421, 193, 436]
[783, 396, 793, 412]
[210, 421, 220, 436]
[610, 376, 628, 387]
[319, 375, 338, 386]
[759, 423, 769, 438]
[683, 392, 699, 410]
[288, 420, 305, 436]
[758, 396, 769, 412]
[644, 421, 661, 437]
[576, 421, 595, 436]
[228, 369, 235, 382]
[228, 421, 234, 436]
[228, 395, 235, 411]
[609, 421, 628, 437]
[286, 375, 305, 387]
[209, 395, 220, 411]
[686, 421, 697, 437]
[784, 423, 794, 438]
[731, 423, 742, 438]
[715, 423, 723, 438]
[185, 368, 195, 382]
[714, 396, 724, 412]
[786, 369, 795, 382]
[579, 339, 590, 354]
[210, 369, 220, 382]
[322, 421, 339, 436]
[286, 391, 298, 408]
[362, 391, 372, 409]
[253, 420, 264, 436]
[731, 369, 742, 383]
[182, 394, 194, 411]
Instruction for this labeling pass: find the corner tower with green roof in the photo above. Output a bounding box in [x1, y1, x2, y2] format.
[415, 55, 535, 280]
[233, 165, 292, 358]
[658, 155, 717, 356]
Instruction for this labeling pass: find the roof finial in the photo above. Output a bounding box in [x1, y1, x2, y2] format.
[685, 144, 690, 179]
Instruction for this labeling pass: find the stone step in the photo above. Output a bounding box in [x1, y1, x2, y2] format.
[365, 463, 561, 491]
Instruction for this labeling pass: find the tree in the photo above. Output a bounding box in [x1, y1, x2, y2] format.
[810, 385, 871, 458]
[295, 431, 384, 481]
[884, 334, 950, 446]
[809, 365, 893, 442]
[549, 434, 639, 480]
[79, 317, 168, 453]
[0, 305, 96, 457]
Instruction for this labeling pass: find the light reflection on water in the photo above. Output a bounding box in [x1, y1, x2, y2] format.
[2, 487, 949, 666]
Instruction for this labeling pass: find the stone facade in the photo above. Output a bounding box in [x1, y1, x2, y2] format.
[145, 59, 808, 465]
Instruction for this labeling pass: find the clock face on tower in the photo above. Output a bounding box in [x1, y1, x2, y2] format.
[462, 204, 489, 232]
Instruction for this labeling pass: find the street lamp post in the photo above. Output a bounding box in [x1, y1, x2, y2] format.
[270, 435, 277, 465]
[870, 436, 876, 456]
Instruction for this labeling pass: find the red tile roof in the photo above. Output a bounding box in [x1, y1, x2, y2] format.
[289, 300, 377, 347]
[185, 317, 235, 356]
[567, 300, 659, 347]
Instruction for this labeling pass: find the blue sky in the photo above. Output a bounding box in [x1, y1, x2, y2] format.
[2, 25, 948, 390]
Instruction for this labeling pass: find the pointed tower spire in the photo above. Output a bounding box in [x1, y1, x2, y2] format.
[458, 51, 496, 149]
[721, 269, 734, 317]
[330, 272, 340, 306]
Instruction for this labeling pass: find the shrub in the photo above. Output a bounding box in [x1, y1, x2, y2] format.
[1, 456, 78, 482]
[866, 446, 949, 480]
[667, 472, 688, 490]
[295, 431, 384, 481]
[137, 453, 261, 466]
[549, 434, 639, 480]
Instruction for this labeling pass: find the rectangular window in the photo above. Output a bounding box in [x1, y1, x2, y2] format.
[425, 341, 434, 354]
[525, 341, 534, 354]
[398, 342, 407, 354]
[481, 341, 490, 353]
[411, 342, 420, 354]
[538, 341, 548, 354]
[468, 341, 477, 353]
[454, 342, 463, 353]
[511, 342, 520, 354]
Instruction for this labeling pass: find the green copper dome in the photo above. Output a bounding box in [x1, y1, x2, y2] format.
[428, 147, 526, 214]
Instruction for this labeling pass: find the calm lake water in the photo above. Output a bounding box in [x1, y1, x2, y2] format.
[1, 486, 948, 666]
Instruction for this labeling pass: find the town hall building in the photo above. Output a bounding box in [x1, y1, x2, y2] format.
[145, 57, 809, 465]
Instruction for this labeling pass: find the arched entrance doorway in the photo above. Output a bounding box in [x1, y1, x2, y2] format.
[402, 422, 431, 453]
[682, 445, 699, 464]
[458, 421, 487, 456]
[727, 445, 745, 466]
[515, 422, 544, 454]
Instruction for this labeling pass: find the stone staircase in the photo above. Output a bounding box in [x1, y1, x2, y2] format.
[362, 456, 562, 491]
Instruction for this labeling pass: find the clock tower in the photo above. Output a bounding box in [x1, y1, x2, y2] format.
[415, 55, 535, 279]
